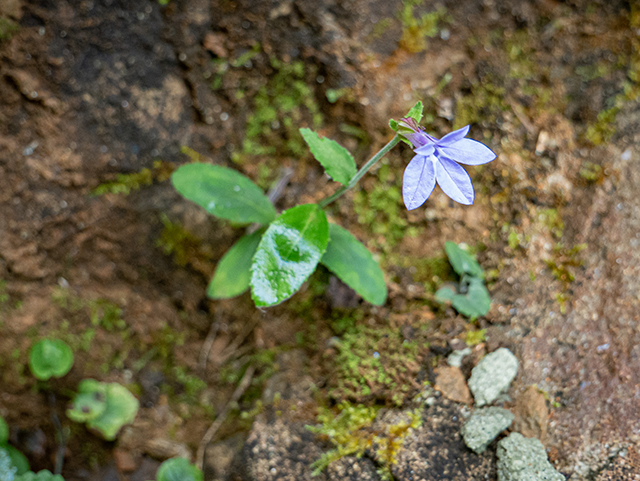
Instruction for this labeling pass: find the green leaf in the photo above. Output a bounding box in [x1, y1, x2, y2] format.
[435, 278, 491, 319]
[28, 339, 74, 381]
[389, 119, 399, 131]
[406, 101, 423, 123]
[66, 380, 108, 423]
[320, 224, 387, 306]
[85, 383, 139, 441]
[0, 448, 16, 481]
[0, 417, 8, 445]
[4, 446, 29, 476]
[444, 241, 484, 279]
[156, 458, 204, 481]
[207, 230, 264, 300]
[171, 163, 276, 224]
[15, 470, 65, 481]
[300, 128, 357, 186]
[251, 204, 329, 307]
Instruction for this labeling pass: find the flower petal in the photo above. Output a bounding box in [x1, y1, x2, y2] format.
[437, 138, 496, 165]
[437, 125, 470, 146]
[435, 156, 474, 205]
[403, 154, 436, 210]
[414, 143, 435, 156]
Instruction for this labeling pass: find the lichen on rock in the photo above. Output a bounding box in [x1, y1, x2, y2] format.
[468, 348, 518, 407]
[461, 407, 514, 454]
[497, 433, 565, 481]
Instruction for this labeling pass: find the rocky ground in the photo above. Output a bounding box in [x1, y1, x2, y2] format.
[1, 0, 640, 480]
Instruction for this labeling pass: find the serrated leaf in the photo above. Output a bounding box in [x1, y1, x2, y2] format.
[207, 230, 264, 300]
[156, 458, 203, 481]
[251, 204, 329, 307]
[435, 278, 490, 319]
[28, 339, 74, 381]
[406, 101, 423, 123]
[320, 224, 387, 305]
[171, 163, 276, 224]
[444, 241, 484, 279]
[300, 129, 357, 186]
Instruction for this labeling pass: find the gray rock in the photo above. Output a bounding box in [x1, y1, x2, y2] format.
[497, 433, 565, 481]
[468, 348, 518, 406]
[462, 407, 515, 454]
[447, 347, 472, 368]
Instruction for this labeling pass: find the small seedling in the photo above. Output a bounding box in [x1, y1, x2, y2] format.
[155, 457, 203, 481]
[28, 339, 74, 381]
[67, 380, 139, 441]
[171, 102, 496, 308]
[435, 242, 491, 319]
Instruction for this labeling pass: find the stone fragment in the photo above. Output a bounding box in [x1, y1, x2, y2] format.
[468, 348, 518, 406]
[447, 347, 472, 367]
[461, 407, 514, 454]
[113, 448, 137, 472]
[434, 366, 472, 404]
[497, 433, 565, 481]
[514, 385, 548, 441]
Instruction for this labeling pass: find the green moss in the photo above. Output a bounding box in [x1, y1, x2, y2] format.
[465, 328, 486, 346]
[398, 1, 448, 53]
[308, 403, 422, 479]
[353, 164, 410, 251]
[91, 160, 173, 196]
[579, 161, 604, 183]
[156, 214, 213, 267]
[454, 81, 508, 129]
[0, 18, 19, 42]
[329, 325, 428, 406]
[233, 57, 322, 184]
[538, 208, 564, 240]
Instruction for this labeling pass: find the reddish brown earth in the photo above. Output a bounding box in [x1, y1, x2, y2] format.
[1, 0, 640, 480]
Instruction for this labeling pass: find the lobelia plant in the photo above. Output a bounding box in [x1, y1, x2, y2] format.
[171, 101, 496, 307]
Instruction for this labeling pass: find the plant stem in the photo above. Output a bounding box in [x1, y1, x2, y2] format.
[319, 134, 400, 208]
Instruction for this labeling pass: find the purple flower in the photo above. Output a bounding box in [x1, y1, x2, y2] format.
[399, 118, 496, 209]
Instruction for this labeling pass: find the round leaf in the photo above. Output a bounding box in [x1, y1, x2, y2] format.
[15, 470, 65, 481]
[207, 230, 264, 300]
[67, 386, 108, 423]
[320, 224, 387, 305]
[4, 446, 29, 475]
[28, 339, 74, 381]
[435, 278, 490, 319]
[85, 383, 139, 441]
[250, 204, 329, 307]
[156, 458, 203, 481]
[171, 163, 276, 225]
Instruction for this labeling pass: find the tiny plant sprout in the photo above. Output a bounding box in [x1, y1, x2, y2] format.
[67, 380, 139, 441]
[28, 339, 74, 381]
[156, 457, 204, 481]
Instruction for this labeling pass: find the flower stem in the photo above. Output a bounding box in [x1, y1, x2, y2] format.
[319, 134, 400, 208]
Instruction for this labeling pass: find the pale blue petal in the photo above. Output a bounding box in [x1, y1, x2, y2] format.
[414, 143, 435, 156]
[435, 156, 474, 205]
[437, 138, 496, 165]
[403, 154, 436, 210]
[437, 125, 470, 146]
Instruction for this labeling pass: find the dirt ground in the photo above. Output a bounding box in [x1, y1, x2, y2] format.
[1, 0, 640, 480]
